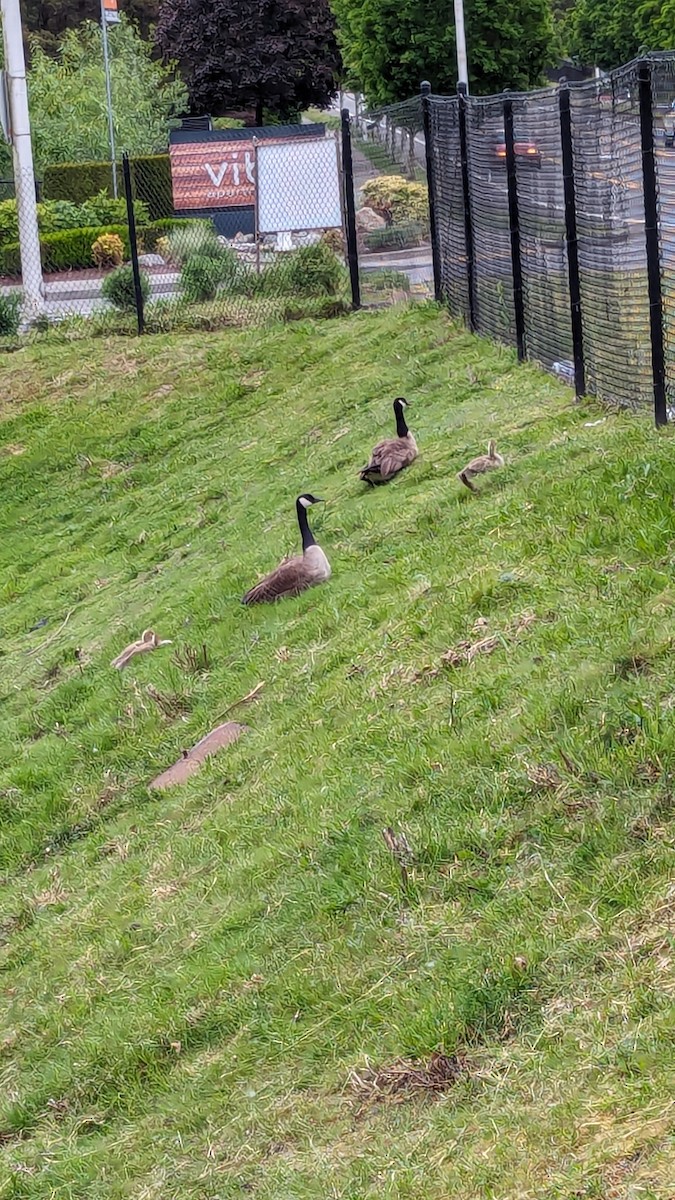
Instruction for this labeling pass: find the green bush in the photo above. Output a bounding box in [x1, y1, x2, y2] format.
[79, 190, 149, 228]
[361, 175, 429, 227]
[167, 221, 222, 266]
[277, 242, 345, 296]
[43, 154, 173, 221]
[101, 263, 150, 311]
[0, 195, 147, 249]
[180, 250, 239, 302]
[0, 291, 21, 336]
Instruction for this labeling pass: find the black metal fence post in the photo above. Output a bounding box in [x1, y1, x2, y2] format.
[341, 108, 361, 311]
[421, 81, 442, 303]
[122, 152, 145, 336]
[457, 82, 476, 332]
[503, 93, 526, 362]
[559, 82, 586, 399]
[638, 59, 667, 426]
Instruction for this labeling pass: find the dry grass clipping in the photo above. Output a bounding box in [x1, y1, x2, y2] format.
[349, 1052, 465, 1106]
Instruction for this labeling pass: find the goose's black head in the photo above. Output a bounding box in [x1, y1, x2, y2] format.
[393, 397, 410, 410]
[297, 493, 325, 508]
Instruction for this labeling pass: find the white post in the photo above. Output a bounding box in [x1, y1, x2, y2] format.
[1, 0, 44, 318]
[100, 0, 118, 198]
[453, 0, 469, 92]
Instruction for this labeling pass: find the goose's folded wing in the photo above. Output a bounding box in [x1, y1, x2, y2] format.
[372, 439, 417, 480]
[242, 555, 310, 604]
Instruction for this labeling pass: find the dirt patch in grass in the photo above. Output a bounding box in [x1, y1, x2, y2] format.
[349, 1052, 466, 1106]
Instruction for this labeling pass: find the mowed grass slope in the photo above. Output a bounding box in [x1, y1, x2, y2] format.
[0, 305, 673, 1200]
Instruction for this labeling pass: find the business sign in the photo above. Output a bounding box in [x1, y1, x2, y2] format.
[169, 141, 257, 210]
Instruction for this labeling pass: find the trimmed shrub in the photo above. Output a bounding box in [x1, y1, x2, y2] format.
[0, 291, 21, 336]
[363, 221, 425, 251]
[43, 161, 120, 205]
[43, 155, 173, 221]
[0, 225, 131, 276]
[180, 250, 239, 302]
[102, 264, 150, 310]
[80, 190, 148, 228]
[92, 233, 125, 268]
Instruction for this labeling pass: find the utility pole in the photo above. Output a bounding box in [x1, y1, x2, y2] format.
[1, 0, 44, 318]
[454, 0, 469, 92]
[100, 0, 118, 197]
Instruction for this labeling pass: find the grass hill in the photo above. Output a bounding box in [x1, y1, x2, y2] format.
[0, 305, 673, 1199]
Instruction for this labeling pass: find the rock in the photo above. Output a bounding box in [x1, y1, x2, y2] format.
[137, 253, 165, 268]
[233, 231, 254, 244]
[293, 230, 322, 246]
[356, 206, 386, 233]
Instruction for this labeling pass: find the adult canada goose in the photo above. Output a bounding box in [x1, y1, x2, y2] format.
[359, 397, 418, 486]
[242, 494, 331, 605]
[458, 440, 505, 492]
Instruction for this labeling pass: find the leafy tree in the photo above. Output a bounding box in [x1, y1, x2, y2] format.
[331, 0, 554, 103]
[155, 0, 342, 123]
[0, 16, 185, 175]
[568, 0, 675, 67]
[21, 1, 160, 56]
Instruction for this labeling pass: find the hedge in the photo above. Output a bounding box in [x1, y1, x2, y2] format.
[43, 154, 173, 222]
[0, 218, 194, 276]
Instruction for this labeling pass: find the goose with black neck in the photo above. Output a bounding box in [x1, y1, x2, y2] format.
[242, 494, 331, 605]
[359, 397, 418, 486]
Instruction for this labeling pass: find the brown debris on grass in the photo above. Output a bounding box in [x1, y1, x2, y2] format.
[527, 762, 564, 791]
[111, 629, 173, 671]
[149, 721, 248, 790]
[382, 827, 414, 886]
[442, 612, 538, 669]
[349, 1051, 465, 1105]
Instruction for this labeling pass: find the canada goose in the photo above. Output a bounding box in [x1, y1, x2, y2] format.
[359, 397, 418, 486]
[458, 440, 504, 492]
[111, 628, 172, 670]
[242, 494, 331, 605]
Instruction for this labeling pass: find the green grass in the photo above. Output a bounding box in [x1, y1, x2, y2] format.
[0, 304, 674, 1199]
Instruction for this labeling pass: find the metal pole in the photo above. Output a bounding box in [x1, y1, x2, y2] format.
[341, 108, 361, 310]
[454, 0, 469, 91]
[559, 82, 586, 400]
[122, 152, 144, 334]
[100, 0, 118, 199]
[1, 0, 44, 319]
[503, 93, 526, 362]
[457, 82, 475, 331]
[638, 58, 667, 426]
[421, 81, 442, 303]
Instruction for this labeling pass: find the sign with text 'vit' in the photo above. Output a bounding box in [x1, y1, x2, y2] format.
[169, 142, 257, 210]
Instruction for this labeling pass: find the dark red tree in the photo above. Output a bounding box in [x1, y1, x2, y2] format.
[155, 0, 342, 123]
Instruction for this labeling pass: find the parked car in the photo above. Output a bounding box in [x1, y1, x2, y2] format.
[493, 139, 542, 167]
